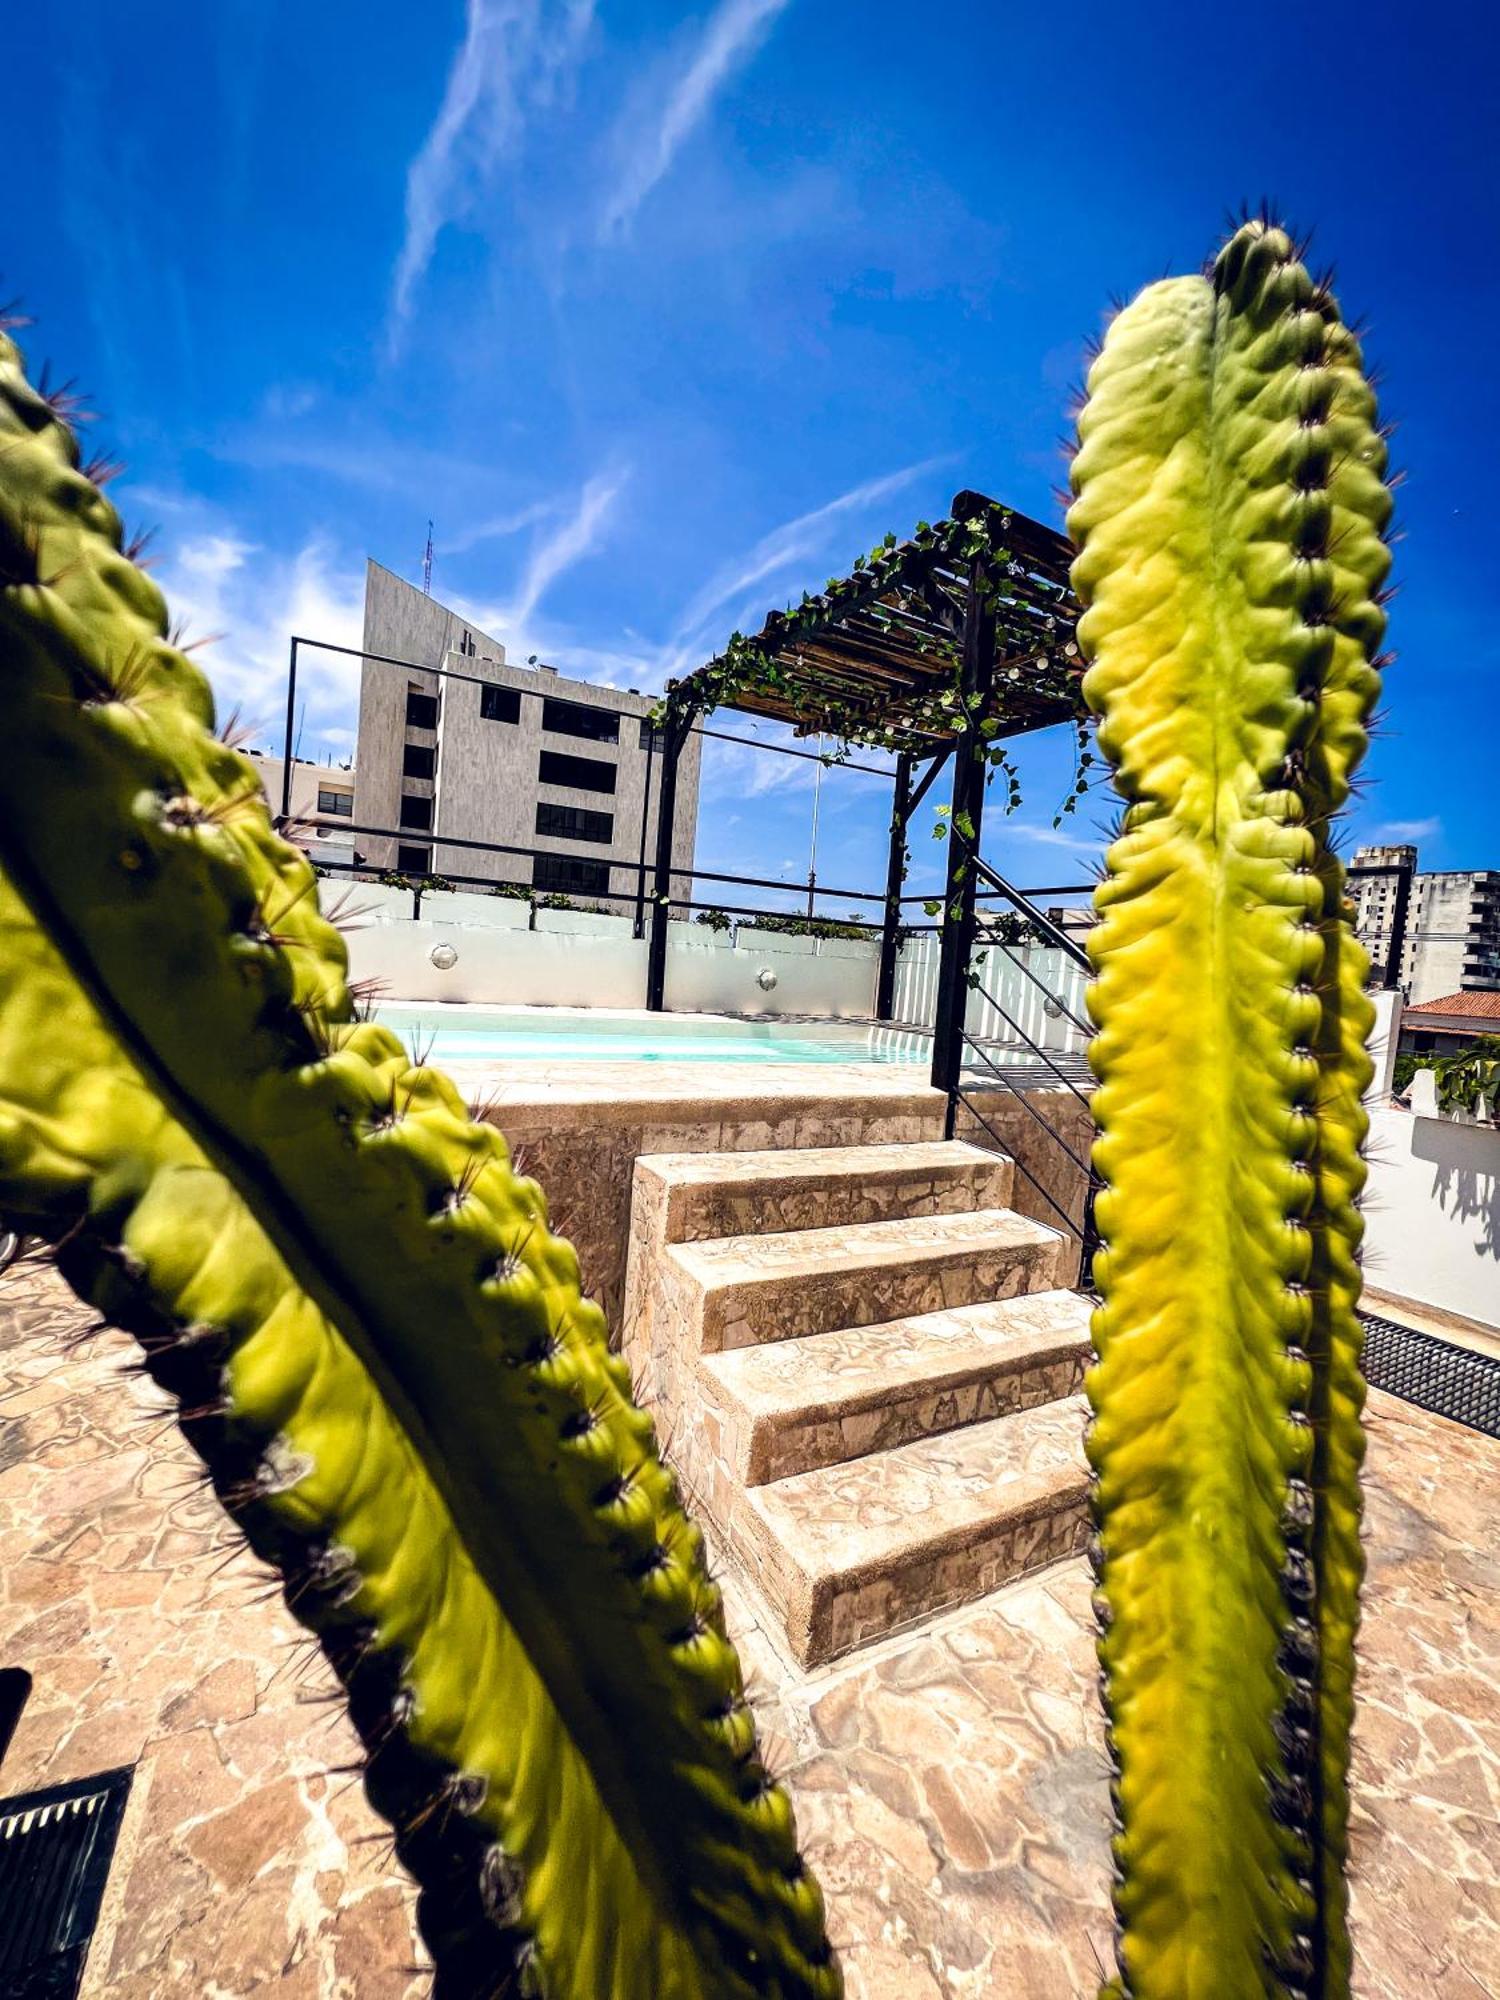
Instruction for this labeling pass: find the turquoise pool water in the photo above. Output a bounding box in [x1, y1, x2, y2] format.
[375, 1006, 927, 1066]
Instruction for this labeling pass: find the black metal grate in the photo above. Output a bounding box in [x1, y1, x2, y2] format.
[1360, 1310, 1500, 1439]
[0, 1768, 132, 2000]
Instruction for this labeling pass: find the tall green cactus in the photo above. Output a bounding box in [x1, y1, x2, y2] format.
[0, 327, 839, 1998]
[1068, 219, 1391, 1999]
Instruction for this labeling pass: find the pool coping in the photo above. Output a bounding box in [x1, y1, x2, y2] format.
[446, 1058, 948, 1133]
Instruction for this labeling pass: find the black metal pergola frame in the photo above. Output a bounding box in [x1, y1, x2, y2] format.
[644, 489, 1087, 1096]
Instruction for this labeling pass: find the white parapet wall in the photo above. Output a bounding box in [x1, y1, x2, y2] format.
[348, 919, 650, 1008]
[665, 927, 878, 1018]
[334, 886, 1098, 1040]
[1361, 993, 1499, 1333]
[1364, 1087, 1499, 1332]
[338, 894, 881, 1016]
[893, 932, 1089, 1055]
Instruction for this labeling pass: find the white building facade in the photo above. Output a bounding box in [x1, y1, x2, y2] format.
[250, 753, 357, 872]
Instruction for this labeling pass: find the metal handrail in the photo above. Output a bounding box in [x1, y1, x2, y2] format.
[965, 851, 1092, 969]
[957, 1028, 1096, 1177]
[925, 830, 1101, 1284]
[953, 1085, 1088, 1244]
[973, 921, 1094, 1038]
[961, 989, 1093, 1116]
[293, 814, 895, 906]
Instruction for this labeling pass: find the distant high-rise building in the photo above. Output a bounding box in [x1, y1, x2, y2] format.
[1351, 844, 1500, 1003]
[1349, 843, 1416, 988]
[352, 561, 700, 910]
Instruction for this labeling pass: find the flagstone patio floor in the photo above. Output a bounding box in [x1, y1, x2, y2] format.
[1, 1258, 1496, 1997]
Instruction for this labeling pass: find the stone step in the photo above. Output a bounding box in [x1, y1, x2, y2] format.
[634, 1140, 1015, 1245]
[699, 1288, 1093, 1486]
[733, 1398, 1091, 1667]
[666, 1207, 1063, 1352]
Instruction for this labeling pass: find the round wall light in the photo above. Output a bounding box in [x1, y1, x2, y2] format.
[430, 942, 459, 970]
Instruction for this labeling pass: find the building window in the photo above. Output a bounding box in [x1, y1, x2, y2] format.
[316, 788, 353, 816]
[399, 794, 433, 831]
[458, 629, 476, 657]
[533, 853, 610, 898]
[536, 802, 613, 845]
[542, 695, 619, 745]
[396, 844, 431, 875]
[639, 717, 665, 752]
[480, 685, 521, 725]
[0, 1767, 134, 2000]
[402, 744, 436, 781]
[538, 750, 616, 796]
[405, 689, 439, 731]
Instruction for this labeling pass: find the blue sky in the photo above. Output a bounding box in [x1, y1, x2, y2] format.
[9, 0, 1496, 909]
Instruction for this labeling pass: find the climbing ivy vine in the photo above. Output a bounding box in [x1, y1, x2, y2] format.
[651, 497, 1095, 826]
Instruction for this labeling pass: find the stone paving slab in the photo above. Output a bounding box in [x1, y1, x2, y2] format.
[3, 1260, 1496, 1997]
[736, 1399, 1092, 1667]
[0, 1259, 426, 1999]
[701, 1289, 1092, 1483]
[720, 1389, 1500, 1998]
[670, 1207, 1064, 1349]
[637, 1139, 1015, 1243]
[448, 1056, 948, 1132]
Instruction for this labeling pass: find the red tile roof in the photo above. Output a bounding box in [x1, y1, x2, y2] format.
[1404, 990, 1500, 1019]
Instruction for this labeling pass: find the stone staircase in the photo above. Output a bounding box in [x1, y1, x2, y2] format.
[621, 1140, 1093, 1667]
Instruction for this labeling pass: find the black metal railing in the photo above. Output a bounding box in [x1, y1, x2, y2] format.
[291, 815, 903, 929]
[278, 634, 906, 974]
[922, 846, 1103, 1281]
[915, 848, 1422, 1293]
[281, 633, 1411, 1028]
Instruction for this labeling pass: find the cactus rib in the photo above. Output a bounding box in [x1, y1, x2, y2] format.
[1068, 219, 1390, 2000]
[0, 327, 839, 1999]
[0, 874, 675, 1990]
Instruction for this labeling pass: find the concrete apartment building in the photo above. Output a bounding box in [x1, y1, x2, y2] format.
[1351, 843, 1500, 1003]
[352, 562, 700, 911]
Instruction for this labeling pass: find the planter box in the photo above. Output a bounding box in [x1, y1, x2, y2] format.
[532, 907, 636, 938]
[811, 934, 880, 963]
[420, 890, 532, 931]
[323, 882, 414, 925]
[735, 927, 818, 958]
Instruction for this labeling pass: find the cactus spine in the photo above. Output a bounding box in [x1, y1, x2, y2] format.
[0, 327, 839, 1999]
[1068, 218, 1391, 2000]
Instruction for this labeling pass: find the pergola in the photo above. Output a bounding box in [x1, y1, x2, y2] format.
[646, 489, 1088, 1092]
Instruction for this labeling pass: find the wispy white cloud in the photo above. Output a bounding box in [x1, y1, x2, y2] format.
[505, 467, 629, 627]
[387, 0, 595, 351]
[599, 0, 792, 239]
[662, 454, 954, 680]
[214, 423, 501, 498]
[437, 498, 559, 557]
[702, 726, 817, 801]
[259, 382, 319, 422]
[150, 524, 365, 756]
[1002, 820, 1100, 850]
[1369, 817, 1441, 843]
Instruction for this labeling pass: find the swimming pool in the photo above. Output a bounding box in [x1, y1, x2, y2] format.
[375, 1003, 930, 1066]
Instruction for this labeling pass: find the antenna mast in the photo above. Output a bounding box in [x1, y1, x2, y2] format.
[422, 520, 434, 596]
